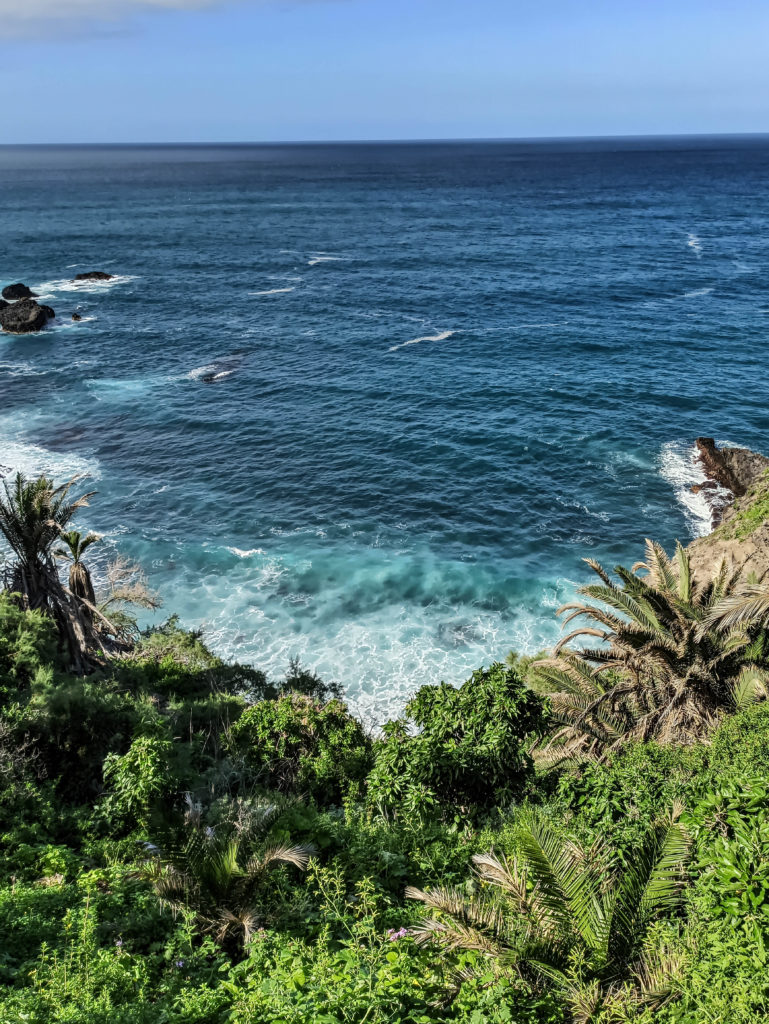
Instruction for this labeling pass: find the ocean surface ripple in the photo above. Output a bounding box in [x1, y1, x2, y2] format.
[1, 138, 768, 723]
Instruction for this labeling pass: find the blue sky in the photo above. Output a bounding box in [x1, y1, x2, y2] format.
[2, 0, 768, 143]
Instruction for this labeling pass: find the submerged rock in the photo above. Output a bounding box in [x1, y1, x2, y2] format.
[72, 312, 83, 322]
[0, 299, 55, 334]
[2, 282, 37, 300]
[73, 271, 114, 282]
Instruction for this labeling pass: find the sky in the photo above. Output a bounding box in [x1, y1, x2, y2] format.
[1, 0, 768, 143]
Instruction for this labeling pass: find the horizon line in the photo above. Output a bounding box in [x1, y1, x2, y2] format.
[1, 130, 768, 148]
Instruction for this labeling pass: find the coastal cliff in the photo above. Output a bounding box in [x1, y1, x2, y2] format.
[687, 437, 769, 580]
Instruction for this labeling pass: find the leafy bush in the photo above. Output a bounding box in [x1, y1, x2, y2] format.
[368, 662, 546, 817]
[0, 592, 59, 702]
[103, 733, 177, 826]
[229, 694, 372, 804]
[122, 616, 273, 701]
[277, 655, 343, 702]
[21, 676, 142, 801]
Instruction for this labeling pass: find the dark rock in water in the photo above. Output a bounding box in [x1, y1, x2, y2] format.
[72, 313, 83, 322]
[73, 271, 114, 282]
[0, 299, 55, 334]
[695, 437, 769, 498]
[2, 282, 37, 300]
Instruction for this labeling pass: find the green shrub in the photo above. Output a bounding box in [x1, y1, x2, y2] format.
[554, 741, 705, 857]
[103, 733, 177, 826]
[21, 677, 142, 802]
[707, 701, 769, 779]
[228, 694, 372, 804]
[120, 616, 273, 702]
[0, 594, 58, 703]
[277, 655, 343, 702]
[368, 662, 546, 818]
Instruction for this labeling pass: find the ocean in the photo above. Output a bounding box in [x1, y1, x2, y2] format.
[1, 136, 767, 723]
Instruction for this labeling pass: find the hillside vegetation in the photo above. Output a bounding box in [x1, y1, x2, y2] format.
[1, 469, 769, 1023]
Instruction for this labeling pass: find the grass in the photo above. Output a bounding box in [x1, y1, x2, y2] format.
[729, 469, 769, 539]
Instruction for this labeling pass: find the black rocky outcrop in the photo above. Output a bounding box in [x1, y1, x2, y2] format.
[0, 299, 55, 334]
[73, 271, 114, 282]
[2, 283, 37, 300]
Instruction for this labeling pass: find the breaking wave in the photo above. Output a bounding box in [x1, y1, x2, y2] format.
[388, 329, 454, 353]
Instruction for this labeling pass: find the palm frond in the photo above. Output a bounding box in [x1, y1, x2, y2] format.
[248, 843, 314, 873]
[703, 585, 769, 632]
[730, 666, 769, 710]
[515, 813, 605, 949]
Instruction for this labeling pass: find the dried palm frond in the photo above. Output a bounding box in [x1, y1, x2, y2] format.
[702, 583, 769, 633]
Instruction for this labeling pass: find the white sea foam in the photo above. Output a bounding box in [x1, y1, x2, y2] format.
[0, 361, 47, 378]
[86, 368, 191, 399]
[171, 571, 569, 728]
[86, 377, 157, 398]
[226, 546, 267, 558]
[53, 315, 97, 329]
[0, 433, 101, 482]
[248, 287, 295, 296]
[658, 439, 732, 539]
[686, 233, 702, 255]
[388, 329, 454, 353]
[307, 255, 344, 267]
[34, 274, 138, 299]
[682, 287, 713, 299]
[186, 365, 235, 382]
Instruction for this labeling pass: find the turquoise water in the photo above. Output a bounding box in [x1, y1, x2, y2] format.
[1, 138, 768, 722]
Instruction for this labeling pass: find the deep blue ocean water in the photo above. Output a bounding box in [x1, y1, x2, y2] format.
[1, 137, 768, 722]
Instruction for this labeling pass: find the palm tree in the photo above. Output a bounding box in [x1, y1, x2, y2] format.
[529, 653, 637, 765]
[0, 473, 95, 607]
[145, 799, 314, 956]
[0, 473, 98, 671]
[407, 809, 690, 1022]
[531, 540, 763, 756]
[55, 529, 100, 623]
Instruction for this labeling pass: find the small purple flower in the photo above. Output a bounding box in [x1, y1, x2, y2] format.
[386, 927, 409, 942]
[115, 939, 123, 948]
[175, 959, 185, 968]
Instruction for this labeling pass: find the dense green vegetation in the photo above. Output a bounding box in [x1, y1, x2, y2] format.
[2, 471, 769, 1022]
